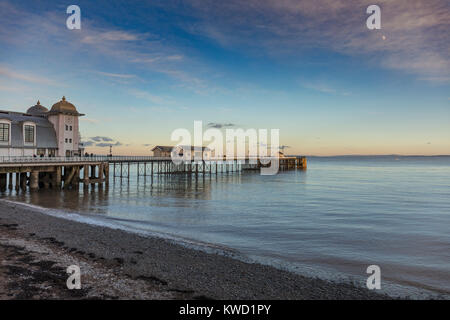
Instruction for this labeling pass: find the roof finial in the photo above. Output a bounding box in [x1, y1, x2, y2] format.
[37, 100, 40, 105]
[62, 96, 66, 101]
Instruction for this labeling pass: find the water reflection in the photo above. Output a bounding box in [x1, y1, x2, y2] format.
[2, 171, 249, 213]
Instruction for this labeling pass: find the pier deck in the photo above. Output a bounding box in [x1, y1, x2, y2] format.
[0, 156, 306, 191]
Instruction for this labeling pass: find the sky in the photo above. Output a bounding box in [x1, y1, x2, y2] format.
[0, 0, 449, 156]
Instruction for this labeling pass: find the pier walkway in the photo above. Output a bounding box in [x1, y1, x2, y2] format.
[0, 155, 306, 191]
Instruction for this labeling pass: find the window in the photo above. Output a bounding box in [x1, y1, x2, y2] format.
[66, 125, 68, 131]
[0, 123, 9, 142]
[70, 126, 73, 131]
[69, 138, 72, 143]
[24, 125, 35, 143]
[65, 138, 68, 143]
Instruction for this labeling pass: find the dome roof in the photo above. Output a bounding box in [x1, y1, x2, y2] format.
[50, 96, 81, 115]
[27, 100, 49, 115]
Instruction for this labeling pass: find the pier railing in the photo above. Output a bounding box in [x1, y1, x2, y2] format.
[0, 155, 296, 164]
[0, 156, 168, 163]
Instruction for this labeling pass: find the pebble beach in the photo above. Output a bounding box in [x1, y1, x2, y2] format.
[0, 200, 391, 300]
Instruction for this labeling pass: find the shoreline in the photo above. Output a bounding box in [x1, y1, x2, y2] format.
[0, 200, 392, 300]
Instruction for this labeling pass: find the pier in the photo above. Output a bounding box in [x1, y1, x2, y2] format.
[0, 155, 306, 191]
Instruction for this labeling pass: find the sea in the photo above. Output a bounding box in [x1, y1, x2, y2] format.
[2, 155, 449, 298]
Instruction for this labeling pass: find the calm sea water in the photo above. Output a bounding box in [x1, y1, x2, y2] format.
[2, 156, 450, 298]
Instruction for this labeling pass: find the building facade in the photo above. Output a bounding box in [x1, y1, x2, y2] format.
[152, 145, 212, 160]
[151, 146, 173, 158]
[0, 97, 84, 157]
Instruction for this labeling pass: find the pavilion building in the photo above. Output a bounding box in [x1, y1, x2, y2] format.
[0, 97, 84, 157]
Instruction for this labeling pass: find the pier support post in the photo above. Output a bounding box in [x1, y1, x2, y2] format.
[83, 165, 89, 186]
[74, 166, 80, 187]
[55, 167, 62, 188]
[30, 171, 39, 190]
[15, 173, 20, 190]
[0, 174, 6, 191]
[99, 163, 104, 182]
[8, 173, 13, 190]
[297, 157, 307, 169]
[20, 173, 27, 190]
[91, 165, 96, 179]
[43, 173, 50, 189]
[104, 163, 109, 185]
[64, 167, 76, 189]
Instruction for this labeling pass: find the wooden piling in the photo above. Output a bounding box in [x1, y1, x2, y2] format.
[83, 165, 89, 185]
[30, 171, 39, 190]
[15, 172, 20, 190]
[20, 173, 27, 190]
[104, 163, 109, 185]
[0, 173, 6, 191]
[55, 166, 62, 188]
[8, 173, 13, 190]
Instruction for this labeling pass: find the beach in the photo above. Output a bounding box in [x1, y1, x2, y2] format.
[0, 200, 390, 300]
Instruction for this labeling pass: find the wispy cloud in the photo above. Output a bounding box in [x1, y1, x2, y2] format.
[128, 89, 172, 105]
[91, 136, 114, 142]
[0, 2, 211, 93]
[82, 136, 127, 148]
[207, 122, 236, 129]
[0, 65, 59, 86]
[181, 0, 450, 81]
[82, 136, 123, 148]
[95, 142, 122, 147]
[81, 30, 145, 44]
[95, 71, 136, 79]
[82, 141, 95, 147]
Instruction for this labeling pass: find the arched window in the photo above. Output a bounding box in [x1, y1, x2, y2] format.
[0, 120, 11, 144]
[23, 122, 36, 145]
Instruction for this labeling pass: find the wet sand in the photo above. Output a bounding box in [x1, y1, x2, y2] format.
[0, 200, 391, 300]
